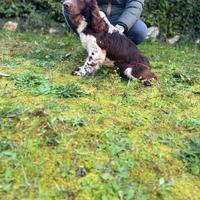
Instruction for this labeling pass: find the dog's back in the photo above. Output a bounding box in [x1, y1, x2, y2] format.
[96, 31, 150, 66]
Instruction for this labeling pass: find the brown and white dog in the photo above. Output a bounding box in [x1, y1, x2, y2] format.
[63, 0, 157, 86]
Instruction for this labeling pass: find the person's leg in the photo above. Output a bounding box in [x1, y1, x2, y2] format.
[126, 19, 148, 45]
[107, 15, 147, 45]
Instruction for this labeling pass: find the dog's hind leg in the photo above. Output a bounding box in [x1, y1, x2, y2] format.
[115, 63, 157, 86]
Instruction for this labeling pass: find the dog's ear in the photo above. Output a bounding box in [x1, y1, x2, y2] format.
[89, 0, 108, 32]
[82, 0, 107, 32]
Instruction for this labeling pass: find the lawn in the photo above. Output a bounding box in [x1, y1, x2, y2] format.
[0, 30, 200, 200]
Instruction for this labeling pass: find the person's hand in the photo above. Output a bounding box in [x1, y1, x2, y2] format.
[115, 24, 125, 34]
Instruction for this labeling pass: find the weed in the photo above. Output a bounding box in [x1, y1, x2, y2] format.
[171, 69, 200, 86]
[0, 105, 22, 130]
[180, 137, 200, 175]
[64, 115, 88, 128]
[13, 72, 48, 89]
[50, 84, 87, 98]
[0, 137, 15, 152]
[178, 117, 200, 132]
[10, 72, 87, 98]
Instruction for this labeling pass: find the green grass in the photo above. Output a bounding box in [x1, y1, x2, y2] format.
[0, 30, 200, 200]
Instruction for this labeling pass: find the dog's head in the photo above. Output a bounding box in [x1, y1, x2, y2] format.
[63, 0, 95, 16]
[63, 0, 107, 33]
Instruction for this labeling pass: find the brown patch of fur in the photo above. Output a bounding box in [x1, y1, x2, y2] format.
[91, 31, 157, 83]
[89, 0, 108, 33]
[70, 15, 85, 26]
[68, 0, 108, 33]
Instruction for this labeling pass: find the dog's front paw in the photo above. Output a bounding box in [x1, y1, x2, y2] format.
[71, 66, 87, 76]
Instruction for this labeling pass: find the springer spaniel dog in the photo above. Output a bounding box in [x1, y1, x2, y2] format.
[63, 0, 157, 86]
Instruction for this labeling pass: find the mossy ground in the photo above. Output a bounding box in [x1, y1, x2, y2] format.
[0, 30, 200, 200]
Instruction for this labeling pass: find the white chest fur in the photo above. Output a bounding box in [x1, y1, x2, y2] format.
[74, 17, 106, 76]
